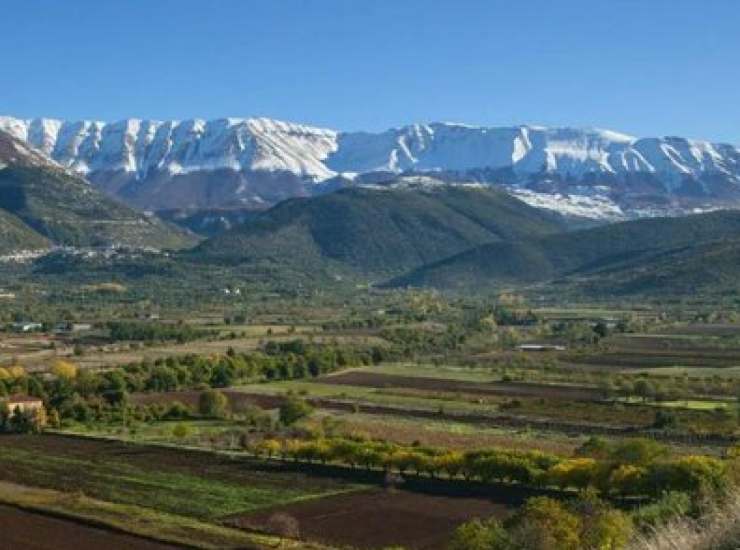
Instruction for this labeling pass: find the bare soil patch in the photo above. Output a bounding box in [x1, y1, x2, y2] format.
[320, 371, 604, 401]
[566, 349, 740, 369]
[228, 487, 517, 550]
[0, 504, 180, 550]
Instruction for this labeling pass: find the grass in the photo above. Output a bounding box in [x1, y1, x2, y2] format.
[533, 307, 637, 318]
[630, 366, 740, 378]
[209, 323, 319, 337]
[303, 410, 583, 455]
[236, 374, 737, 433]
[0, 441, 358, 520]
[628, 491, 740, 550]
[64, 419, 240, 443]
[657, 400, 733, 411]
[350, 362, 499, 383]
[0, 480, 290, 549]
[617, 397, 734, 411]
[236, 379, 501, 415]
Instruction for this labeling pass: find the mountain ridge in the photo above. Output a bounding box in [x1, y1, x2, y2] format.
[0, 130, 197, 251]
[2, 115, 739, 216]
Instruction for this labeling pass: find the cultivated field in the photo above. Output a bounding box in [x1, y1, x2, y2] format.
[4, 299, 740, 549]
[0, 434, 358, 520]
[228, 487, 520, 550]
[0, 504, 179, 550]
[321, 370, 605, 401]
[0, 433, 546, 549]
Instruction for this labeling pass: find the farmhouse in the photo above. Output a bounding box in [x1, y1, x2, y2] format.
[2, 395, 47, 427]
[4, 395, 45, 414]
[11, 322, 43, 333]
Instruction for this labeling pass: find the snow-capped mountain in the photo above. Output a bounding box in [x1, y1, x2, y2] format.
[1, 115, 739, 217]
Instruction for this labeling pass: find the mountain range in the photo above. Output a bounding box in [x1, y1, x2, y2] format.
[3, 116, 740, 299]
[2, 116, 739, 218]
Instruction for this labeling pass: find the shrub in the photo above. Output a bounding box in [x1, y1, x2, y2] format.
[448, 518, 511, 550]
[644, 455, 727, 497]
[609, 439, 668, 466]
[172, 423, 190, 439]
[575, 436, 612, 459]
[51, 359, 78, 380]
[198, 389, 229, 418]
[163, 401, 191, 420]
[607, 464, 647, 496]
[632, 491, 692, 530]
[505, 497, 581, 550]
[569, 491, 634, 550]
[546, 458, 599, 490]
[279, 396, 313, 426]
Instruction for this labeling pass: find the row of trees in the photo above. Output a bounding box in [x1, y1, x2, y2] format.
[246, 435, 727, 498]
[105, 320, 215, 343]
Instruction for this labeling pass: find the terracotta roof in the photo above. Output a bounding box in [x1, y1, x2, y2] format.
[5, 395, 43, 403]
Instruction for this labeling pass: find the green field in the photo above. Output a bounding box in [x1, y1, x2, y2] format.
[346, 362, 499, 383]
[631, 365, 740, 378]
[618, 397, 734, 411]
[0, 436, 362, 521]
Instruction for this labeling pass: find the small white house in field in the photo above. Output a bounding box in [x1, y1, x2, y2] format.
[12, 322, 43, 333]
[517, 344, 566, 352]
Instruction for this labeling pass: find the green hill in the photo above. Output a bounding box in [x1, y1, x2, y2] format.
[0, 166, 197, 250]
[388, 210, 740, 294]
[564, 238, 740, 297]
[0, 130, 197, 251]
[192, 184, 567, 277]
[0, 209, 50, 254]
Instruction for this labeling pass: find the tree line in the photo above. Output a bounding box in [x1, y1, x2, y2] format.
[245, 435, 727, 499]
[0, 340, 383, 429]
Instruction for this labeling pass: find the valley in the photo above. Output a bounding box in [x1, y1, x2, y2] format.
[2, 281, 740, 548]
[5, 3, 739, 549]
[1, 107, 740, 550]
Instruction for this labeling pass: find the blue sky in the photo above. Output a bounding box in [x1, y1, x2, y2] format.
[2, 0, 738, 142]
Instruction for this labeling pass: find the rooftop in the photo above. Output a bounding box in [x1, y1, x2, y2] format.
[5, 394, 43, 403]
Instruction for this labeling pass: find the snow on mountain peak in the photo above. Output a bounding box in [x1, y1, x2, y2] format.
[1, 114, 739, 216]
[2, 115, 735, 184]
